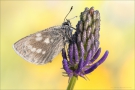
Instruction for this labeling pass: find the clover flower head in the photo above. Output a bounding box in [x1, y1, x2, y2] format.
[62, 7, 109, 79]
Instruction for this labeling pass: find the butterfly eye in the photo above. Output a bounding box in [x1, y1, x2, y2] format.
[62, 22, 70, 26]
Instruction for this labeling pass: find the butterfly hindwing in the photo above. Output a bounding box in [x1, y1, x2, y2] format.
[13, 26, 66, 65]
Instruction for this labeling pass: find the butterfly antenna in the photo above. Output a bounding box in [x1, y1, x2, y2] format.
[64, 6, 73, 22]
[69, 16, 77, 20]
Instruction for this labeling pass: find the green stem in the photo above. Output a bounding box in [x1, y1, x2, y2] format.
[67, 76, 77, 90]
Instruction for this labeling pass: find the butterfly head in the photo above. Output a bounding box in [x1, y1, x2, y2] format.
[62, 19, 71, 27]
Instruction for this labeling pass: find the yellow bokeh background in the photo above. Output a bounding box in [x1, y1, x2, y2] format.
[1, 1, 134, 90]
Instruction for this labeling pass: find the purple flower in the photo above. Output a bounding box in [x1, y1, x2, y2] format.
[62, 7, 109, 78]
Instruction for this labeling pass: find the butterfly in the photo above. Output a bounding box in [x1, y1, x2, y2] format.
[13, 6, 75, 65]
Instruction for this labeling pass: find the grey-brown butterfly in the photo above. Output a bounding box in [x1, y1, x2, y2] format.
[13, 6, 75, 65]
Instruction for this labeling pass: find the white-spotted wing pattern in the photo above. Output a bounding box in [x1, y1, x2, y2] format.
[13, 24, 72, 65]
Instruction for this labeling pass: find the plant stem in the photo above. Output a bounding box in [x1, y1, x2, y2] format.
[67, 76, 77, 90]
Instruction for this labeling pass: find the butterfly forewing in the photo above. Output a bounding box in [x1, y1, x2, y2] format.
[13, 26, 66, 65]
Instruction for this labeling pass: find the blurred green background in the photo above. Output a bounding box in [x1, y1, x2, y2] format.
[1, 1, 134, 90]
